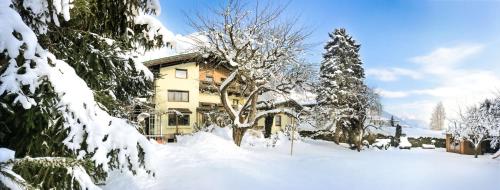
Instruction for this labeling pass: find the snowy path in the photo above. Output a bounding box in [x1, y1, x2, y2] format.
[104, 132, 500, 190]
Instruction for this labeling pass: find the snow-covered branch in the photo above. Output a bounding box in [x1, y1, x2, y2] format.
[190, 0, 309, 145]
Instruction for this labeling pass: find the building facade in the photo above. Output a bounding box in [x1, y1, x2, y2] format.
[143, 53, 295, 142]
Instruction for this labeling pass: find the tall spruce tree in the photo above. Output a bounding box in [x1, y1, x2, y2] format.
[316, 28, 366, 149]
[0, 0, 172, 189]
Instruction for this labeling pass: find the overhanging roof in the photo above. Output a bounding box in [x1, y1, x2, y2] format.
[143, 52, 199, 67]
[143, 52, 234, 70]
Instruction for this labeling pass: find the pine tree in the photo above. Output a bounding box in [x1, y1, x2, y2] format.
[0, 0, 172, 188]
[393, 124, 402, 147]
[316, 28, 366, 149]
[390, 116, 395, 127]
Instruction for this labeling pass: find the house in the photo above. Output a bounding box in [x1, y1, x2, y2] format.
[141, 53, 297, 142]
[444, 134, 500, 155]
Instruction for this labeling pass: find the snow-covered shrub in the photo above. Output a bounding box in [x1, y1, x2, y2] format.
[241, 129, 266, 147]
[0, 0, 174, 188]
[193, 110, 232, 133]
[284, 124, 301, 141]
[398, 137, 412, 149]
[449, 98, 500, 158]
[421, 144, 436, 149]
[372, 139, 391, 150]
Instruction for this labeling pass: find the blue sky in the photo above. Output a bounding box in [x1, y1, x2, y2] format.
[157, 0, 500, 126]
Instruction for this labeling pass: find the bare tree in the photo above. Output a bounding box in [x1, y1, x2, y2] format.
[190, 0, 310, 146]
[354, 86, 382, 151]
[449, 103, 494, 158]
[430, 102, 446, 131]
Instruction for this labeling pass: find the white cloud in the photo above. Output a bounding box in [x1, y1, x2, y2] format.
[375, 88, 409, 98]
[385, 100, 437, 126]
[379, 43, 500, 126]
[410, 44, 484, 74]
[366, 68, 422, 81]
[136, 32, 207, 63]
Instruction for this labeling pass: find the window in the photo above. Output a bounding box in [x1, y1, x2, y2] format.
[205, 75, 214, 82]
[232, 99, 239, 106]
[275, 115, 282, 126]
[168, 90, 189, 102]
[168, 114, 190, 126]
[175, 69, 187, 78]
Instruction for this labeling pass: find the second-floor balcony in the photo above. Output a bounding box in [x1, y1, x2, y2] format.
[199, 80, 245, 96]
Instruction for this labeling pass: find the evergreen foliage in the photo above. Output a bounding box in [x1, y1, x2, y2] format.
[0, 0, 171, 188]
[393, 124, 402, 147]
[316, 28, 367, 149]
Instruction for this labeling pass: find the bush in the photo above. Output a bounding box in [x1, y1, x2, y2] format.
[300, 130, 446, 148]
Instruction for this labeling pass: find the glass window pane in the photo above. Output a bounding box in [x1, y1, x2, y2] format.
[168, 91, 174, 101]
[175, 69, 187, 78]
[168, 114, 175, 126]
[206, 76, 213, 82]
[175, 92, 181, 101]
[182, 92, 189, 102]
[181, 115, 190, 125]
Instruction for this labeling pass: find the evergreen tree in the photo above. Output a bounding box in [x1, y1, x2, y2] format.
[0, 0, 172, 188]
[393, 124, 402, 147]
[316, 28, 366, 149]
[390, 116, 395, 127]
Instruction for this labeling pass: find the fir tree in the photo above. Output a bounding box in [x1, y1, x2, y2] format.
[0, 0, 172, 188]
[316, 28, 366, 149]
[390, 116, 395, 127]
[393, 124, 402, 147]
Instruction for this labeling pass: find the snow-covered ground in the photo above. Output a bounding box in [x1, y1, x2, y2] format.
[104, 128, 499, 190]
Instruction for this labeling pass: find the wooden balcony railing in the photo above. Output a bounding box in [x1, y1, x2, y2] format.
[199, 80, 244, 96]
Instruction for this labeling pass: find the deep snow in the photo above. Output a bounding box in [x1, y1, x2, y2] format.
[104, 128, 499, 190]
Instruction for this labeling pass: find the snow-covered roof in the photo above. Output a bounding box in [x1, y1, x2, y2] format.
[143, 52, 199, 67]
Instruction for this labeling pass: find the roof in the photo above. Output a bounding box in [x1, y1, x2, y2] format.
[257, 99, 304, 111]
[143, 52, 233, 71]
[143, 52, 199, 67]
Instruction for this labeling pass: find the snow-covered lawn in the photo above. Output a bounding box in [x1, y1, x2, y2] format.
[104, 129, 500, 190]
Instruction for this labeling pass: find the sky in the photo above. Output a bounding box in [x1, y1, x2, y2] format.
[155, 0, 500, 127]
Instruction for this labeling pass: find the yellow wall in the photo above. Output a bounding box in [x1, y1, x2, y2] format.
[154, 62, 199, 135]
[152, 61, 295, 137]
[199, 93, 220, 104]
[256, 113, 295, 134]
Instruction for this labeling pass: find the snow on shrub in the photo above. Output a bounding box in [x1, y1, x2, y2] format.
[0, 0, 174, 188]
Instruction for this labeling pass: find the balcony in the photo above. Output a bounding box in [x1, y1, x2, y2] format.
[199, 80, 244, 96]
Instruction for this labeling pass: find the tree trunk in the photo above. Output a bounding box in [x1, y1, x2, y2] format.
[353, 125, 362, 152]
[347, 128, 356, 150]
[233, 127, 247, 146]
[264, 115, 274, 138]
[333, 124, 342, 144]
[356, 127, 363, 152]
[474, 145, 480, 158]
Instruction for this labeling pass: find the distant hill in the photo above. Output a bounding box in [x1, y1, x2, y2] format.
[375, 111, 443, 138]
[381, 111, 428, 129]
